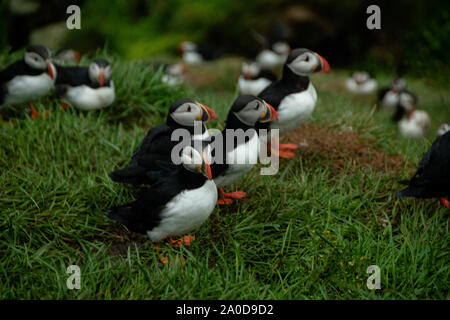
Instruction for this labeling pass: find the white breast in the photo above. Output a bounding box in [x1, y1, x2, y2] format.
[2, 73, 54, 107]
[380, 90, 399, 108]
[63, 81, 115, 110]
[256, 50, 286, 69]
[147, 179, 217, 242]
[238, 76, 272, 96]
[213, 132, 259, 187]
[399, 110, 431, 138]
[270, 82, 317, 134]
[183, 52, 204, 65]
[345, 78, 378, 94]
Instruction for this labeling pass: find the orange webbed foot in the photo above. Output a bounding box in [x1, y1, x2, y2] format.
[279, 143, 298, 150]
[440, 198, 450, 208]
[28, 103, 39, 119]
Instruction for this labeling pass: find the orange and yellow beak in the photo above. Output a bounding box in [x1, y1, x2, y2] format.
[316, 53, 330, 74]
[199, 151, 213, 180]
[199, 103, 218, 122]
[259, 101, 279, 123]
[99, 69, 105, 87]
[47, 61, 55, 80]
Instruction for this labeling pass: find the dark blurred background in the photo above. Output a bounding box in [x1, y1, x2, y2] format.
[1, 0, 449, 80]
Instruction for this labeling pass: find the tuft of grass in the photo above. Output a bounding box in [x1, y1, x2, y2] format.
[0, 55, 448, 299]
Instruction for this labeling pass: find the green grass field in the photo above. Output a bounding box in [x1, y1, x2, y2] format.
[0, 53, 449, 299]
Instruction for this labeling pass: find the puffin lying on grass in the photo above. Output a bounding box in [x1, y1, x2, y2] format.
[257, 48, 330, 158]
[378, 77, 407, 109]
[54, 48, 82, 64]
[107, 145, 217, 247]
[55, 59, 115, 111]
[345, 71, 378, 95]
[109, 98, 217, 186]
[208, 95, 278, 204]
[238, 61, 277, 96]
[396, 130, 450, 208]
[0, 45, 56, 119]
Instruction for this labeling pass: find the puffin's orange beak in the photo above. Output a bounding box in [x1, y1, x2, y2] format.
[200, 104, 218, 122]
[316, 53, 330, 73]
[259, 101, 278, 123]
[202, 151, 212, 180]
[99, 69, 105, 87]
[47, 61, 55, 80]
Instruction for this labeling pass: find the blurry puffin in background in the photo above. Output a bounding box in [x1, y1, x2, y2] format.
[177, 41, 225, 65]
[107, 145, 217, 246]
[109, 98, 217, 186]
[238, 61, 277, 96]
[55, 58, 115, 111]
[257, 48, 330, 158]
[54, 48, 82, 64]
[378, 77, 407, 109]
[208, 95, 278, 204]
[396, 130, 450, 208]
[0, 45, 56, 119]
[153, 62, 187, 86]
[345, 71, 378, 94]
[396, 91, 430, 139]
[437, 122, 450, 136]
[254, 20, 291, 70]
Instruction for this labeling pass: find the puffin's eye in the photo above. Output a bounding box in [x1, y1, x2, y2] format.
[305, 55, 309, 62]
[187, 106, 191, 112]
[255, 104, 259, 110]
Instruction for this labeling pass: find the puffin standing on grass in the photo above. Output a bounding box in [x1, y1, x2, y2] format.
[396, 91, 430, 139]
[0, 45, 56, 119]
[437, 122, 450, 136]
[345, 71, 378, 94]
[107, 145, 218, 246]
[378, 77, 407, 109]
[257, 48, 330, 158]
[54, 59, 115, 111]
[208, 95, 278, 204]
[109, 98, 218, 186]
[396, 130, 450, 208]
[177, 41, 225, 65]
[238, 61, 277, 96]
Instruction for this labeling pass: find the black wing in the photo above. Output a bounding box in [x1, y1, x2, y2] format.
[107, 169, 184, 234]
[54, 64, 91, 86]
[397, 132, 450, 198]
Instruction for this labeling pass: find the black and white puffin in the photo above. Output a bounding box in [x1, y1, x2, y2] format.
[392, 89, 418, 122]
[55, 59, 115, 111]
[107, 145, 218, 244]
[437, 122, 450, 136]
[394, 90, 430, 139]
[238, 61, 277, 96]
[152, 62, 187, 86]
[55, 48, 82, 64]
[257, 48, 330, 158]
[109, 98, 218, 186]
[208, 95, 278, 204]
[396, 130, 450, 208]
[255, 41, 291, 70]
[0, 45, 56, 118]
[345, 71, 378, 94]
[177, 41, 224, 65]
[378, 77, 407, 109]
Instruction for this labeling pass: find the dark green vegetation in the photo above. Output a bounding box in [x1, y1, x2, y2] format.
[0, 52, 448, 299]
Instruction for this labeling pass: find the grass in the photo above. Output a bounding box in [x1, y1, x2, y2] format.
[0, 51, 449, 299]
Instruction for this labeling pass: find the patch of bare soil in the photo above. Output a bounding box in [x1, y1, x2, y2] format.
[285, 123, 406, 175]
[105, 225, 148, 256]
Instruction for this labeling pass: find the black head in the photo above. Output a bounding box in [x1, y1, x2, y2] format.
[284, 48, 330, 76]
[227, 95, 278, 127]
[88, 59, 112, 87]
[26, 45, 51, 60]
[24, 45, 55, 79]
[167, 98, 217, 127]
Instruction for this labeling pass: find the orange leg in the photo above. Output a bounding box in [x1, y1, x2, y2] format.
[440, 198, 450, 208]
[61, 101, 69, 110]
[269, 138, 296, 159]
[168, 235, 196, 248]
[217, 187, 246, 205]
[28, 103, 39, 119]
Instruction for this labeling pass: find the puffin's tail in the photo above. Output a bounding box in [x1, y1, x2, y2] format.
[109, 165, 148, 185]
[106, 203, 138, 230]
[396, 186, 425, 198]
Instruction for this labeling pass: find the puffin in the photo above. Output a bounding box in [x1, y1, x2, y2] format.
[238, 61, 277, 96]
[392, 89, 418, 122]
[0, 45, 56, 119]
[255, 41, 291, 70]
[152, 62, 187, 87]
[378, 77, 407, 109]
[396, 91, 430, 139]
[257, 48, 330, 158]
[396, 130, 450, 208]
[437, 122, 450, 136]
[54, 48, 82, 64]
[177, 41, 224, 65]
[208, 95, 278, 204]
[345, 71, 378, 94]
[54, 59, 115, 111]
[107, 145, 218, 244]
[109, 98, 217, 186]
